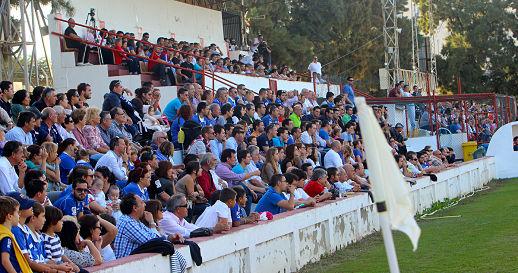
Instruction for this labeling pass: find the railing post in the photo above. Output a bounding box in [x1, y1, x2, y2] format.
[212, 69, 215, 92]
[492, 94, 499, 128]
[313, 77, 317, 97]
[201, 68, 205, 89]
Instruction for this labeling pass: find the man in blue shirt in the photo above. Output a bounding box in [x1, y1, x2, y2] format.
[209, 125, 226, 162]
[163, 87, 189, 121]
[342, 76, 356, 106]
[54, 179, 90, 218]
[255, 174, 295, 215]
[261, 104, 279, 127]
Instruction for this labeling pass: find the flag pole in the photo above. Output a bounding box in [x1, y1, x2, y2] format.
[377, 201, 401, 273]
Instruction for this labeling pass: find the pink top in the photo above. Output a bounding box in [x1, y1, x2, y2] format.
[83, 125, 109, 150]
[72, 127, 92, 150]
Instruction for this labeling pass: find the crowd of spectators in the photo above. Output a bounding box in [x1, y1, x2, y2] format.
[0, 72, 466, 273]
[62, 19, 307, 87]
[387, 80, 497, 141]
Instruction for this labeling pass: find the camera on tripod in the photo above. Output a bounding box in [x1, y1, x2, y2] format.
[87, 8, 96, 23]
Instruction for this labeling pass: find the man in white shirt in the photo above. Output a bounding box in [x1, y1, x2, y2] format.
[0, 141, 27, 194]
[324, 140, 344, 168]
[195, 188, 236, 232]
[5, 111, 36, 145]
[301, 122, 317, 145]
[96, 137, 128, 181]
[307, 56, 325, 83]
[159, 194, 199, 239]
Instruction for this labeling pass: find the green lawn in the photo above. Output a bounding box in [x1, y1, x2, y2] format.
[299, 179, 518, 273]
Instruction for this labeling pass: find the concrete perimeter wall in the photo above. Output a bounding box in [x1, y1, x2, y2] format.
[87, 157, 495, 273]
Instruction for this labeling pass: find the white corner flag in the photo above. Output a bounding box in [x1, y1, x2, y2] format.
[356, 97, 421, 251]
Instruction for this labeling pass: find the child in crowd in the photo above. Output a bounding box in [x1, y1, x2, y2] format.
[75, 149, 93, 169]
[25, 202, 73, 272]
[195, 188, 236, 233]
[0, 196, 31, 273]
[230, 186, 259, 227]
[106, 185, 123, 222]
[90, 179, 107, 208]
[143, 200, 164, 236]
[41, 206, 80, 272]
[143, 105, 169, 132]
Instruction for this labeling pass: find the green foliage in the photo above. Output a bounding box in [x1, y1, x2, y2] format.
[433, 0, 517, 94]
[9, 0, 74, 15]
[227, 0, 414, 92]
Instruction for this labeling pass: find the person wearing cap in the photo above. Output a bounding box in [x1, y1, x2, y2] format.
[0, 141, 27, 194]
[390, 123, 407, 155]
[5, 111, 36, 146]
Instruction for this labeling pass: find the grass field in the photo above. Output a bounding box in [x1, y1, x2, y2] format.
[299, 179, 518, 273]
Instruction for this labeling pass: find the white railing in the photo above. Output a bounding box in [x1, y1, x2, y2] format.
[88, 157, 495, 273]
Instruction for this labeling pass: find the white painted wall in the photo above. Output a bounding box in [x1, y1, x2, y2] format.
[89, 157, 495, 273]
[205, 72, 337, 98]
[65, 0, 225, 51]
[486, 121, 518, 178]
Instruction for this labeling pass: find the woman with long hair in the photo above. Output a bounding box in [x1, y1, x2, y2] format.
[281, 144, 302, 173]
[155, 160, 176, 197]
[142, 200, 164, 235]
[56, 221, 103, 268]
[260, 147, 281, 184]
[11, 89, 30, 124]
[25, 144, 48, 174]
[58, 138, 78, 184]
[175, 161, 208, 222]
[42, 142, 64, 190]
[78, 214, 118, 262]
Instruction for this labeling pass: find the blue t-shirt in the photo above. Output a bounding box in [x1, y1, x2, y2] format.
[319, 128, 330, 141]
[11, 226, 28, 255]
[272, 137, 285, 148]
[54, 193, 89, 217]
[232, 164, 245, 174]
[262, 114, 275, 127]
[0, 237, 21, 273]
[26, 231, 46, 263]
[230, 203, 242, 222]
[343, 84, 355, 105]
[353, 148, 363, 160]
[122, 182, 149, 201]
[163, 98, 182, 121]
[255, 187, 287, 215]
[59, 152, 76, 184]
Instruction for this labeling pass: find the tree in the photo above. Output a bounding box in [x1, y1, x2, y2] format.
[431, 0, 517, 95]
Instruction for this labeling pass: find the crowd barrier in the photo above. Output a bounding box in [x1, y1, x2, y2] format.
[86, 157, 496, 273]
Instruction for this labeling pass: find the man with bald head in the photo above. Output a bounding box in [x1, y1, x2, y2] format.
[324, 140, 343, 168]
[64, 18, 91, 65]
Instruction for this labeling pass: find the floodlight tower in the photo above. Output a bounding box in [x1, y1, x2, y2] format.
[410, 0, 420, 84]
[381, 0, 401, 91]
[427, 0, 437, 90]
[0, 0, 52, 89]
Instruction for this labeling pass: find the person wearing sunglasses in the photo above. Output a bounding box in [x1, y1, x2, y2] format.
[54, 178, 91, 218]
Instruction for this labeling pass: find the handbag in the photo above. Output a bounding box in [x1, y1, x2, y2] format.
[189, 227, 213, 238]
